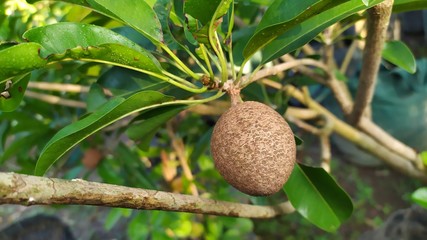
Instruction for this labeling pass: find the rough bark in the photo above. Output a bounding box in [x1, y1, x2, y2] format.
[0, 172, 294, 218]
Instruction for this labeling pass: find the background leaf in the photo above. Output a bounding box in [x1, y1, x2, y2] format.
[284, 163, 353, 232]
[392, 0, 427, 12]
[126, 105, 187, 151]
[411, 187, 427, 209]
[420, 151, 427, 166]
[382, 40, 416, 73]
[35, 91, 175, 176]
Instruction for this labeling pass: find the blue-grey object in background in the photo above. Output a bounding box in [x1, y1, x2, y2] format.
[322, 59, 427, 166]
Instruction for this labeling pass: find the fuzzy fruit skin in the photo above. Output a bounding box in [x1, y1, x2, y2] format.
[210, 101, 296, 196]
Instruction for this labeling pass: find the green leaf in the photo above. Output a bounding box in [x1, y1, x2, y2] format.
[1, 130, 49, 164]
[0, 74, 30, 112]
[115, 143, 155, 188]
[23, 22, 163, 74]
[243, 0, 345, 59]
[382, 40, 416, 74]
[34, 91, 175, 176]
[260, 0, 384, 63]
[420, 151, 427, 166]
[284, 163, 353, 232]
[154, 0, 180, 49]
[393, 0, 427, 12]
[362, 0, 370, 6]
[190, 128, 213, 162]
[411, 187, 427, 209]
[31, 0, 163, 44]
[294, 135, 303, 146]
[0, 43, 47, 82]
[126, 105, 187, 150]
[184, 0, 232, 48]
[0, 23, 166, 82]
[86, 83, 108, 112]
[93, 0, 163, 44]
[105, 208, 131, 231]
[184, 0, 222, 25]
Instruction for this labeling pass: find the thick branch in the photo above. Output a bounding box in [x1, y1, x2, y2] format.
[350, 0, 394, 124]
[0, 172, 294, 218]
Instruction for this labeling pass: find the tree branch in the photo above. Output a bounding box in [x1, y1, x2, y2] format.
[0, 172, 295, 218]
[279, 53, 423, 170]
[28, 82, 90, 93]
[350, 0, 394, 124]
[240, 58, 327, 87]
[281, 54, 354, 114]
[261, 79, 427, 182]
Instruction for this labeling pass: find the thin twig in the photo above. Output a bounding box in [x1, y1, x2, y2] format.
[340, 37, 360, 74]
[241, 58, 328, 87]
[285, 107, 319, 120]
[320, 135, 331, 173]
[166, 123, 199, 196]
[0, 172, 295, 218]
[28, 82, 90, 93]
[281, 54, 354, 114]
[285, 116, 320, 135]
[350, 0, 394, 124]
[25, 90, 86, 108]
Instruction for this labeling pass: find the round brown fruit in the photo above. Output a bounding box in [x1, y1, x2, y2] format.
[210, 101, 296, 196]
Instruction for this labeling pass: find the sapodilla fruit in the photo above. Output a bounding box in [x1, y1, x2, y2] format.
[210, 101, 296, 196]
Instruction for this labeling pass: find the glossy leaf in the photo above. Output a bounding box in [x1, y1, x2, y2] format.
[0, 23, 166, 82]
[0, 43, 47, 82]
[94, 0, 163, 44]
[362, 0, 370, 6]
[284, 163, 353, 232]
[28, 0, 163, 44]
[23, 22, 163, 73]
[244, 0, 343, 59]
[34, 91, 175, 176]
[382, 40, 416, 73]
[0, 74, 30, 112]
[393, 0, 427, 12]
[260, 0, 383, 63]
[411, 187, 427, 209]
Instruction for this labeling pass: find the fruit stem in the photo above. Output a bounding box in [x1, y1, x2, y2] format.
[229, 88, 242, 106]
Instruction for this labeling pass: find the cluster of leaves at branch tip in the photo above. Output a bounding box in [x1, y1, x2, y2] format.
[210, 98, 296, 196]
